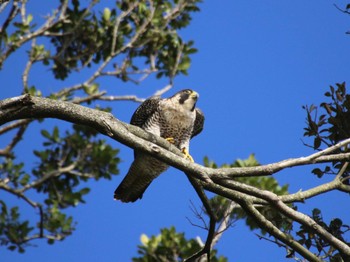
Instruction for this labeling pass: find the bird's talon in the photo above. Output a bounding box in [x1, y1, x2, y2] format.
[165, 137, 175, 144]
[182, 148, 194, 162]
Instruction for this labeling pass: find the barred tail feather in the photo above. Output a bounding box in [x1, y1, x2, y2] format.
[114, 155, 168, 203]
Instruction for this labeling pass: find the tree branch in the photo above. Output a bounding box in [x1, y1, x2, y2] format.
[2, 95, 350, 260]
[184, 175, 217, 262]
[3, 95, 350, 185]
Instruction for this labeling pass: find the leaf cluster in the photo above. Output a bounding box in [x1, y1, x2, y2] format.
[294, 208, 350, 261]
[33, 124, 120, 207]
[46, 0, 200, 80]
[0, 124, 120, 251]
[0, 202, 33, 253]
[133, 226, 227, 262]
[304, 82, 350, 179]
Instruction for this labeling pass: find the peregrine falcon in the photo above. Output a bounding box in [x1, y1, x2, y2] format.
[114, 89, 204, 203]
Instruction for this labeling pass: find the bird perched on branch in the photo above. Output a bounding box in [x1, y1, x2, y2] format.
[114, 89, 205, 203]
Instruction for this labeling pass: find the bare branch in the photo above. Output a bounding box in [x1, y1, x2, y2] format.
[22, 38, 37, 90]
[0, 121, 28, 156]
[184, 175, 217, 262]
[0, 1, 11, 14]
[334, 4, 350, 15]
[211, 201, 237, 247]
[335, 161, 349, 179]
[99, 95, 144, 103]
[71, 91, 107, 104]
[0, 1, 19, 35]
[0, 119, 31, 135]
[154, 84, 174, 97]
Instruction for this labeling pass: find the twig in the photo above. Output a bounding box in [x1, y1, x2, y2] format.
[22, 38, 37, 90]
[154, 84, 173, 97]
[0, 1, 19, 35]
[0, 121, 28, 156]
[110, 2, 139, 54]
[211, 201, 237, 247]
[99, 95, 144, 103]
[0, 119, 31, 135]
[71, 91, 107, 104]
[334, 4, 350, 15]
[0, 1, 11, 14]
[335, 162, 349, 179]
[184, 174, 217, 262]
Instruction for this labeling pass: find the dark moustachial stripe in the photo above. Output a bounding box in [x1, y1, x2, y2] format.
[179, 92, 190, 104]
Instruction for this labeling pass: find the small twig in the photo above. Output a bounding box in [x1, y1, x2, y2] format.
[0, 119, 31, 135]
[334, 4, 350, 15]
[184, 174, 217, 262]
[169, 43, 184, 83]
[20, 0, 27, 24]
[211, 201, 237, 247]
[154, 84, 173, 97]
[58, 0, 68, 20]
[19, 163, 77, 193]
[0, 1, 11, 14]
[22, 38, 37, 90]
[39, 204, 44, 238]
[99, 95, 144, 103]
[0, 1, 19, 35]
[110, 2, 138, 54]
[335, 162, 349, 179]
[71, 91, 107, 104]
[255, 233, 287, 248]
[307, 138, 350, 160]
[0, 121, 28, 156]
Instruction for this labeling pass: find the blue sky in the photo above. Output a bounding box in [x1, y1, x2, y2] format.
[2, 1, 350, 261]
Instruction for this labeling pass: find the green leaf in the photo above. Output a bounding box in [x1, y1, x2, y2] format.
[178, 56, 191, 71]
[26, 14, 33, 25]
[53, 126, 60, 142]
[102, 8, 111, 22]
[41, 130, 51, 139]
[19, 174, 30, 186]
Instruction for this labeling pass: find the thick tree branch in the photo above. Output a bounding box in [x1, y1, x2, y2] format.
[2, 95, 350, 187]
[0, 95, 212, 182]
[2, 94, 350, 196]
[2, 95, 350, 260]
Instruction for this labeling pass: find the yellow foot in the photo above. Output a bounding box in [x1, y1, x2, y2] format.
[165, 137, 175, 144]
[182, 148, 194, 162]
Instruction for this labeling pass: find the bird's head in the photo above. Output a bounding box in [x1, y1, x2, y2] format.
[171, 89, 199, 111]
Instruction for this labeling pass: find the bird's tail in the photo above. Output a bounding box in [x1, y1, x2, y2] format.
[114, 155, 168, 203]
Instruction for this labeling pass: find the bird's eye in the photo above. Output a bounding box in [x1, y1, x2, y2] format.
[185, 90, 191, 94]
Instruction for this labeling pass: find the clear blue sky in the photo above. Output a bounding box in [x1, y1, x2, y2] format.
[2, 1, 350, 261]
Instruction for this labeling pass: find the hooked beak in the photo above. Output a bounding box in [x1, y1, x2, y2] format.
[190, 91, 199, 100]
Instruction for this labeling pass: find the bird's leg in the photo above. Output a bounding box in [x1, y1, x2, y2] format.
[182, 148, 194, 162]
[165, 137, 175, 144]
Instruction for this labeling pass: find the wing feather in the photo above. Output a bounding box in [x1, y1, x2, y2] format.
[130, 96, 161, 127]
[191, 108, 205, 138]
